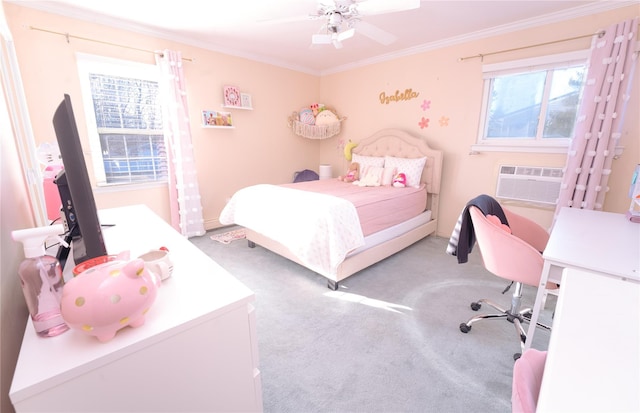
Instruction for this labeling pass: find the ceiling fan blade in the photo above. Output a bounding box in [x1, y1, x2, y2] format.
[337, 28, 355, 42]
[318, 0, 337, 7]
[356, 0, 420, 16]
[332, 39, 344, 49]
[312, 34, 333, 45]
[355, 20, 397, 45]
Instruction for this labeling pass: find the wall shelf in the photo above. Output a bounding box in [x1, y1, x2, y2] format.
[202, 110, 233, 128]
[222, 105, 253, 111]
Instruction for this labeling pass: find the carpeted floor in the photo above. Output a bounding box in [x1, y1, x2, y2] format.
[190, 228, 554, 413]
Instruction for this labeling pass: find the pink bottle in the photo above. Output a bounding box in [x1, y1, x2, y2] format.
[12, 224, 69, 337]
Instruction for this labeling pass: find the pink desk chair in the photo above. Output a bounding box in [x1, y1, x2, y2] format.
[512, 349, 547, 413]
[459, 205, 558, 359]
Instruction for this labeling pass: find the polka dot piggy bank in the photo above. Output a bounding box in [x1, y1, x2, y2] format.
[61, 258, 161, 342]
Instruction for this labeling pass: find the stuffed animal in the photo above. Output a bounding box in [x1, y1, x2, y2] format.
[315, 110, 338, 125]
[343, 140, 358, 161]
[392, 173, 407, 188]
[338, 162, 360, 183]
[357, 166, 383, 187]
[299, 108, 315, 125]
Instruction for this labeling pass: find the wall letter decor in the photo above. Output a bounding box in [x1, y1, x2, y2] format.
[379, 88, 420, 104]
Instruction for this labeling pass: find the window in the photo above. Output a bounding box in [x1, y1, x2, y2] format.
[475, 50, 588, 153]
[76, 54, 167, 186]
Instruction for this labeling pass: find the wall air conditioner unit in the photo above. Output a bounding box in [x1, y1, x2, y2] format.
[496, 165, 564, 205]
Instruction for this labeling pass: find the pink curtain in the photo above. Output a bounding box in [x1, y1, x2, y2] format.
[155, 50, 205, 237]
[554, 18, 638, 222]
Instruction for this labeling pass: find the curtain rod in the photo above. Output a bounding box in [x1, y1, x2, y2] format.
[28, 26, 194, 62]
[458, 30, 605, 62]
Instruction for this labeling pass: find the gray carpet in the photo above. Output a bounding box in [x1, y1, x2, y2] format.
[190, 229, 553, 413]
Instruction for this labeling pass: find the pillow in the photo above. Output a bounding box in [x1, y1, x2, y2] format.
[384, 156, 427, 188]
[351, 153, 385, 171]
[381, 166, 397, 186]
[357, 166, 384, 187]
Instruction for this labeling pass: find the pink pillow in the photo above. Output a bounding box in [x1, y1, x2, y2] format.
[381, 166, 397, 186]
[486, 214, 511, 233]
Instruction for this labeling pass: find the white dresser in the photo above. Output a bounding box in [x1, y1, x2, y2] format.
[10, 205, 262, 412]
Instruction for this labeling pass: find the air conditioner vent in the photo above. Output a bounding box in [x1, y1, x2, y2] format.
[496, 165, 564, 205]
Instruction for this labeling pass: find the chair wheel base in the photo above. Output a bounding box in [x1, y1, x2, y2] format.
[513, 353, 521, 361]
[470, 302, 482, 311]
[459, 323, 471, 333]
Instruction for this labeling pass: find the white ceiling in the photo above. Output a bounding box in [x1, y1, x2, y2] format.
[7, 0, 637, 74]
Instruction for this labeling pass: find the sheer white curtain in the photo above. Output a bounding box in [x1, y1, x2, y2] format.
[554, 18, 638, 222]
[155, 50, 205, 237]
[1, 5, 47, 227]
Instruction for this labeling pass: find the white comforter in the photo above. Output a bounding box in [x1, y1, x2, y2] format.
[219, 184, 365, 276]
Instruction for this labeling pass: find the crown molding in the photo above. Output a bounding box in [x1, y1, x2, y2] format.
[7, 0, 637, 77]
[321, 1, 639, 75]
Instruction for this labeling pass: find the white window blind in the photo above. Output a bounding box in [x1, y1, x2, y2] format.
[77, 54, 167, 185]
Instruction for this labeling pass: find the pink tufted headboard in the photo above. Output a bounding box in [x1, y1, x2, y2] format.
[352, 129, 443, 194]
[351, 128, 443, 218]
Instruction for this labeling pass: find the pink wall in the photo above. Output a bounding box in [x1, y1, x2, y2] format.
[320, 5, 640, 235]
[0, 74, 35, 413]
[4, 3, 321, 229]
[4, 3, 639, 236]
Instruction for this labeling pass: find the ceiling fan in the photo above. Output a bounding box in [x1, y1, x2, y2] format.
[309, 0, 420, 49]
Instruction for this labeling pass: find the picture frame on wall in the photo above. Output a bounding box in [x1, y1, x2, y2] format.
[223, 85, 241, 107]
[241, 93, 252, 109]
[202, 110, 233, 127]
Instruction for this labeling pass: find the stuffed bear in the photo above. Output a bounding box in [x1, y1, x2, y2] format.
[338, 162, 360, 183]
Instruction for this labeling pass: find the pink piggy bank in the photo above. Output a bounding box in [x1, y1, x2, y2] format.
[61, 258, 161, 342]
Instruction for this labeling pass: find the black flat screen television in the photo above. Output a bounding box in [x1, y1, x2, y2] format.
[53, 94, 107, 269]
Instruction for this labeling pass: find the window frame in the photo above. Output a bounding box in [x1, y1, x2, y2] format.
[76, 53, 166, 187]
[472, 49, 589, 154]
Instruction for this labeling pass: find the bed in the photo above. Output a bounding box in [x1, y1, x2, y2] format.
[219, 128, 443, 289]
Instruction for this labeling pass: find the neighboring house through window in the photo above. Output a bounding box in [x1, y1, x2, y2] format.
[76, 53, 167, 186]
[473, 49, 589, 153]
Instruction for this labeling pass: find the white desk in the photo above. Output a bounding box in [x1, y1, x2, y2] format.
[10, 205, 263, 412]
[537, 268, 640, 412]
[525, 207, 640, 350]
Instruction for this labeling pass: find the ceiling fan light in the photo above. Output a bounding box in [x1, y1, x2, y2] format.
[312, 0, 408, 49]
[328, 12, 342, 29]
